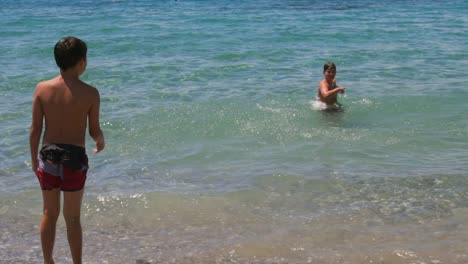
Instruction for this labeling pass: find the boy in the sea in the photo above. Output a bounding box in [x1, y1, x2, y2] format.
[30, 36, 105, 264]
[317, 61, 346, 108]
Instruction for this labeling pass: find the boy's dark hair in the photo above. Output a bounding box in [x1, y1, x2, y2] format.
[323, 61, 336, 73]
[54, 36, 87, 71]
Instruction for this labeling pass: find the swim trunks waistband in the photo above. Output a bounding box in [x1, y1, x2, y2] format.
[39, 144, 87, 169]
[36, 144, 88, 191]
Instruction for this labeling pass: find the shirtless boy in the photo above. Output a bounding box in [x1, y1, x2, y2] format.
[317, 61, 346, 108]
[30, 36, 105, 264]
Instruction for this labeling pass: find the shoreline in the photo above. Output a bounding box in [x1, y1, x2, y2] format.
[2, 187, 468, 263]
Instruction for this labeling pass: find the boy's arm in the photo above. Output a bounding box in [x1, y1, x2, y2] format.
[29, 85, 44, 173]
[319, 82, 345, 98]
[88, 89, 105, 153]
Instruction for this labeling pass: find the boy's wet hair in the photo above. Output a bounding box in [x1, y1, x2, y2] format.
[323, 61, 336, 72]
[54, 37, 87, 71]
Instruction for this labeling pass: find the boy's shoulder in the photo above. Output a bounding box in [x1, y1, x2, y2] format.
[34, 77, 58, 95]
[35, 77, 98, 94]
[80, 81, 100, 98]
[318, 79, 336, 87]
[318, 79, 328, 87]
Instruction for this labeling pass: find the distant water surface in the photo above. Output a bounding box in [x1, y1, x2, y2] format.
[1, 0, 467, 263]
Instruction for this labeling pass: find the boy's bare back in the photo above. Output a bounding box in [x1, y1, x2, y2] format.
[33, 76, 100, 147]
[30, 36, 104, 174]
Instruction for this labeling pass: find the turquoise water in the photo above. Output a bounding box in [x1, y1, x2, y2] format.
[1, 0, 468, 263]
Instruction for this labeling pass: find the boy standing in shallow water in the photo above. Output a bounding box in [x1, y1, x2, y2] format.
[317, 61, 346, 108]
[30, 36, 105, 264]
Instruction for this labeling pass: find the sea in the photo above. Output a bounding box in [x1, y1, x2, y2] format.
[1, 0, 467, 263]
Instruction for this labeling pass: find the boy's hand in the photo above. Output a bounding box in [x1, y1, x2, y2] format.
[340, 87, 346, 94]
[93, 141, 105, 154]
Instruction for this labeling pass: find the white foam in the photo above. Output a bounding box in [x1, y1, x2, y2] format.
[256, 103, 282, 113]
[309, 100, 328, 111]
[355, 98, 373, 105]
[308, 100, 342, 111]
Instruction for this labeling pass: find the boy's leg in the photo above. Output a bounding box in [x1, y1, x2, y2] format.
[41, 188, 61, 264]
[63, 189, 84, 264]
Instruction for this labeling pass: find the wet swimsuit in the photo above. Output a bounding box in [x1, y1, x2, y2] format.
[36, 144, 88, 191]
